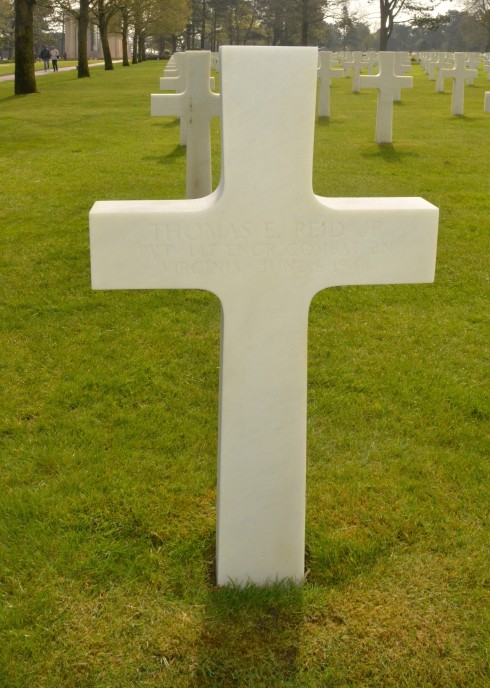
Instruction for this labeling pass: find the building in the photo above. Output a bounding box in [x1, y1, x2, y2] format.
[63, 16, 125, 60]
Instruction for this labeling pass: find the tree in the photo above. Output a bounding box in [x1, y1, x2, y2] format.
[120, 4, 130, 64]
[56, 0, 92, 77]
[14, 0, 37, 93]
[127, 0, 188, 59]
[0, 0, 15, 58]
[91, 0, 120, 69]
[464, 0, 490, 49]
[423, 9, 489, 50]
[77, 0, 90, 76]
[379, 0, 450, 50]
[337, 3, 352, 48]
[296, 0, 327, 44]
[257, 0, 329, 45]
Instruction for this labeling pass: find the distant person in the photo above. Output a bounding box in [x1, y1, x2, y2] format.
[40, 45, 50, 72]
[50, 46, 60, 72]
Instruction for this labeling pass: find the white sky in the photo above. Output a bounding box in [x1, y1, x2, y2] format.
[345, 0, 463, 31]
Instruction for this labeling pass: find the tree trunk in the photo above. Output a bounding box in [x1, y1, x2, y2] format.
[121, 8, 130, 66]
[138, 33, 145, 61]
[14, 0, 37, 94]
[201, 0, 206, 48]
[97, 0, 113, 70]
[379, 0, 393, 50]
[78, 0, 90, 77]
[301, 0, 309, 45]
[131, 30, 138, 63]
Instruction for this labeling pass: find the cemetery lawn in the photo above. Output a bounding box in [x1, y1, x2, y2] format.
[0, 60, 488, 687]
[0, 60, 108, 78]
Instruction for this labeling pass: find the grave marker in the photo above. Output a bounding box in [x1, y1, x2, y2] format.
[394, 51, 413, 101]
[160, 52, 186, 91]
[317, 51, 344, 117]
[90, 46, 438, 587]
[158, 53, 216, 147]
[351, 51, 367, 93]
[152, 51, 220, 198]
[439, 52, 478, 115]
[360, 51, 413, 144]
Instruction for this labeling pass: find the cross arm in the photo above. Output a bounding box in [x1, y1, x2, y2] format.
[159, 75, 186, 91]
[307, 196, 438, 295]
[151, 93, 185, 117]
[89, 195, 224, 295]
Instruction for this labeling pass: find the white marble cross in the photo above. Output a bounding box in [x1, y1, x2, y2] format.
[157, 53, 216, 147]
[394, 52, 413, 102]
[465, 53, 480, 84]
[360, 51, 413, 144]
[428, 52, 440, 80]
[152, 51, 220, 198]
[317, 51, 344, 117]
[435, 54, 452, 93]
[365, 51, 378, 75]
[351, 51, 367, 93]
[439, 52, 478, 116]
[90, 46, 438, 587]
[160, 53, 186, 92]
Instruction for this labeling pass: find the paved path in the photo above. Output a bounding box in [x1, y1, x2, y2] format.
[0, 61, 118, 83]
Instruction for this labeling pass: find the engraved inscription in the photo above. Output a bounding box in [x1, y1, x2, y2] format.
[137, 219, 393, 276]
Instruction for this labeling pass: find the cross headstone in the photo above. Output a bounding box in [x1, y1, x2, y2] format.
[439, 52, 478, 116]
[340, 52, 354, 78]
[317, 51, 344, 118]
[163, 56, 178, 76]
[160, 52, 186, 90]
[351, 51, 367, 93]
[90, 46, 438, 587]
[158, 53, 217, 148]
[428, 52, 440, 80]
[152, 51, 220, 199]
[465, 52, 480, 85]
[365, 51, 378, 75]
[435, 54, 452, 93]
[394, 51, 413, 102]
[360, 51, 413, 144]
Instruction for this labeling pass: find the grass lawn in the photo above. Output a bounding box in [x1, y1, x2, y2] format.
[0, 59, 488, 687]
[0, 60, 108, 77]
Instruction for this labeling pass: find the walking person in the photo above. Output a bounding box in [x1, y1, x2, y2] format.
[40, 45, 50, 71]
[50, 46, 60, 72]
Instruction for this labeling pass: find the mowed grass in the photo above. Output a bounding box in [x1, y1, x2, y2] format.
[0, 60, 488, 687]
[0, 60, 108, 77]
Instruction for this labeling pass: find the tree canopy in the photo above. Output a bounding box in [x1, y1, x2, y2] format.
[8, 0, 490, 95]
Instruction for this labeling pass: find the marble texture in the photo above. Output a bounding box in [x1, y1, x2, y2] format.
[152, 51, 220, 198]
[90, 46, 438, 587]
[360, 51, 413, 144]
[439, 52, 478, 116]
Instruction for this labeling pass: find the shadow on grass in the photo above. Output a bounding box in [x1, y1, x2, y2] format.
[316, 116, 349, 128]
[151, 119, 180, 130]
[195, 582, 304, 687]
[361, 144, 419, 163]
[141, 144, 185, 164]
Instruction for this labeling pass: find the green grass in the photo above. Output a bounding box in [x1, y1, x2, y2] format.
[0, 60, 489, 687]
[0, 60, 111, 77]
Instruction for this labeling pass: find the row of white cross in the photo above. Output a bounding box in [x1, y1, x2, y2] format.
[152, 50, 488, 200]
[418, 50, 489, 82]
